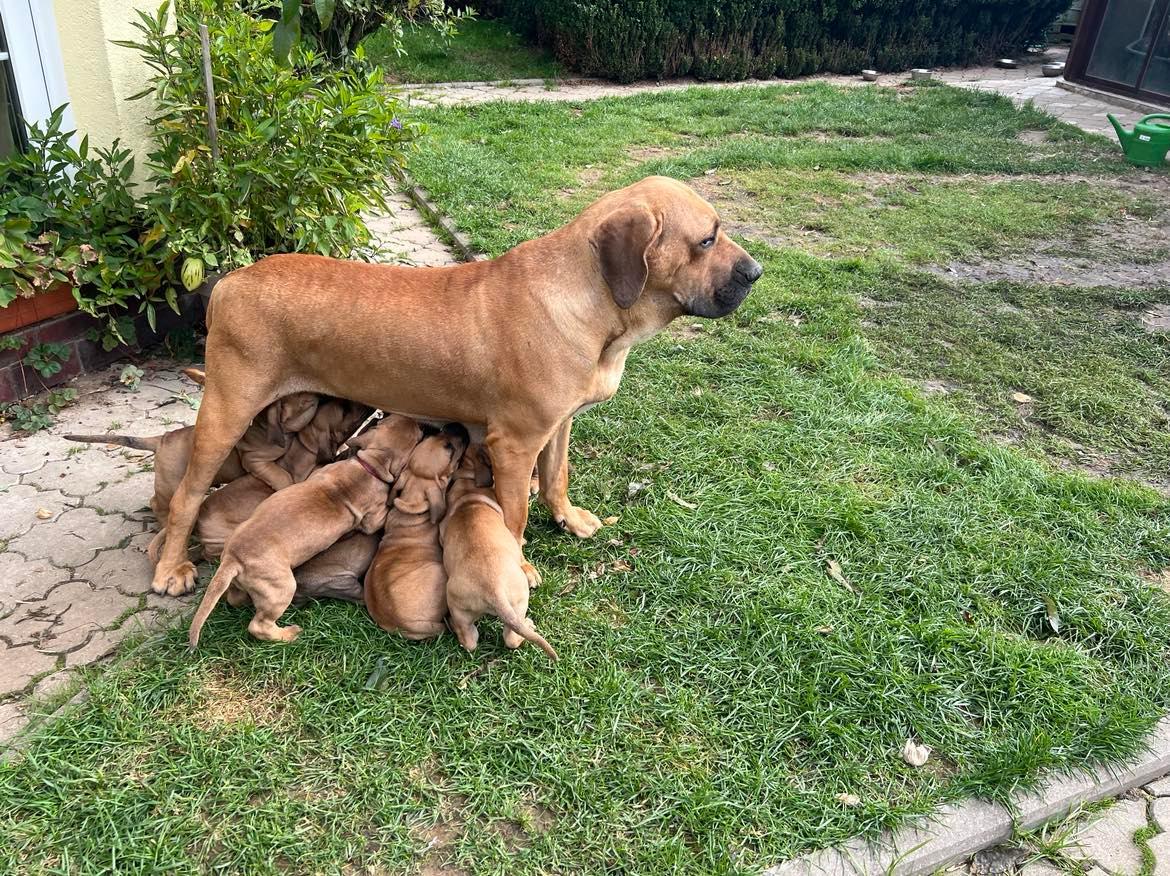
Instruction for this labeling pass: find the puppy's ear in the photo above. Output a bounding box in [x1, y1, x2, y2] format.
[392, 473, 429, 514]
[474, 446, 494, 488]
[592, 205, 660, 309]
[426, 481, 448, 525]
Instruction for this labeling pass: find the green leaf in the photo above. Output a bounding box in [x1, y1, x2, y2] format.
[272, 18, 301, 65]
[314, 0, 335, 30]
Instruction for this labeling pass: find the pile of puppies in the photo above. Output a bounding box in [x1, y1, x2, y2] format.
[67, 377, 557, 661]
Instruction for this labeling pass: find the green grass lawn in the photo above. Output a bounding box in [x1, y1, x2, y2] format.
[3, 84, 1170, 875]
[364, 18, 561, 84]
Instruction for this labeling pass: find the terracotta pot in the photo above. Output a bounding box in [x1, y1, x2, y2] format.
[0, 284, 78, 333]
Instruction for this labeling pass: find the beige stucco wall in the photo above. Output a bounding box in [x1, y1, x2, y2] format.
[52, 0, 158, 178]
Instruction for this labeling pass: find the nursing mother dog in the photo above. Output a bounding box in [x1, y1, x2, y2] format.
[148, 175, 764, 597]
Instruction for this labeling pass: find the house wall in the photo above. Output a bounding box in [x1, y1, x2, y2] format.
[51, 0, 157, 174]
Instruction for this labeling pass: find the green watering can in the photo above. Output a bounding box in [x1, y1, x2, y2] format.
[1107, 113, 1170, 167]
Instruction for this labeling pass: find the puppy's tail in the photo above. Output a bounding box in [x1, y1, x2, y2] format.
[64, 433, 162, 452]
[181, 367, 205, 386]
[496, 602, 558, 662]
[188, 558, 241, 649]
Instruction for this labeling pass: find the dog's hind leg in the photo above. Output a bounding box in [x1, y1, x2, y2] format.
[246, 568, 301, 643]
[151, 377, 272, 597]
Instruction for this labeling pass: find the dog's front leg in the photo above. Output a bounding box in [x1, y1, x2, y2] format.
[152, 382, 266, 596]
[486, 432, 544, 587]
[538, 417, 602, 539]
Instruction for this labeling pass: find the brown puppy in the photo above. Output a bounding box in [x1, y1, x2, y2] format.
[440, 446, 558, 661]
[188, 414, 422, 646]
[66, 388, 319, 523]
[291, 532, 380, 605]
[193, 398, 369, 560]
[364, 426, 468, 640]
[150, 176, 763, 597]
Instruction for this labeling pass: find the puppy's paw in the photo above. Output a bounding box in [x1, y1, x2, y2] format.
[555, 505, 603, 539]
[151, 560, 197, 596]
[529, 475, 540, 497]
[521, 561, 543, 589]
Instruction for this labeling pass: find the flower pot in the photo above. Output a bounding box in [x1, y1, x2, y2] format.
[0, 284, 78, 333]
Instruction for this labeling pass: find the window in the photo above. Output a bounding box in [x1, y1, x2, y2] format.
[0, 13, 24, 157]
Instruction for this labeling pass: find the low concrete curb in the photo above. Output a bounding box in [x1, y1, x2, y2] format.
[397, 170, 483, 263]
[1055, 79, 1168, 115]
[765, 717, 1170, 875]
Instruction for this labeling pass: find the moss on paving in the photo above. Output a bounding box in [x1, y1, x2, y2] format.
[2, 83, 1170, 875]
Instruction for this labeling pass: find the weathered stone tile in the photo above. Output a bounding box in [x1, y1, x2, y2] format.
[0, 552, 64, 608]
[0, 700, 28, 744]
[34, 580, 141, 653]
[8, 507, 138, 568]
[1071, 798, 1147, 875]
[0, 645, 57, 696]
[0, 485, 74, 541]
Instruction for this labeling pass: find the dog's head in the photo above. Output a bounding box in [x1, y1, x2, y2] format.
[349, 414, 424, 482]
[392, 424, 469, 523]
[587, 176, 762, 321]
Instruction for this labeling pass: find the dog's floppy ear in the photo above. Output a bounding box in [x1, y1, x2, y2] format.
[593, 204, 660, 309]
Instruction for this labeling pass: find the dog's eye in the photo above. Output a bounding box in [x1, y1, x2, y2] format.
[700, 236, 716, 250]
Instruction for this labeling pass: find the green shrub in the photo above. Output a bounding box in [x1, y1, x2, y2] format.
[0, 108, 174, 348]
[122, 0, 419, 280]
[269, 0, 469, 65]
[500, 0, 1072, 82]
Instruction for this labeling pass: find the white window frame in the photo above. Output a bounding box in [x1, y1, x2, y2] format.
[0, 0, 74, 137]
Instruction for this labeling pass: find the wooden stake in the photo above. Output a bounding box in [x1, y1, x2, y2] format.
[198, 23, 219, 164]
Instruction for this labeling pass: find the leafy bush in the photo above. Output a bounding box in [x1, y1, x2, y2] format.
[499, 0, 1072, 82]
[122, 1, 419, 281]
[271, 0, 468, 65]
[0, 109, 174, 347]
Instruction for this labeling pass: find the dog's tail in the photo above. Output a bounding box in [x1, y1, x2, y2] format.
[188, 557, 241, 649]
[64, 433, 162, 452]
[181, 367, 205, 386]
[495, 601, 558, 662]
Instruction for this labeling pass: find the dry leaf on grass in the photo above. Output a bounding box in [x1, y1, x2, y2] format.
[901, 739, 931, 768]
[1043, 595, 1062, 633]
[602, 516, 619, 526]
[1011, 391, 1033, 404]
[826, 559, 855, 593]
[835, 793, 860, 806]
[627, 482, 648, 498]
[667, 491, 697, 510]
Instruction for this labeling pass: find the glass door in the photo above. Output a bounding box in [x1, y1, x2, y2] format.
[0, 13, 25, 157]
[1084, 0, 1170, 101]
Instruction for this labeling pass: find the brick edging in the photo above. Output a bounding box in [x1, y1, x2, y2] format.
[396, 169, 484, 263]
[766, 717, 1170, 875]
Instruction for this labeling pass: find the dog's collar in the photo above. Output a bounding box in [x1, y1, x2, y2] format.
[356, 455, 392, 485]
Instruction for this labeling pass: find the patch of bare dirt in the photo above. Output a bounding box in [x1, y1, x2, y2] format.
[1141, 303, 1170, 333]
[1017, 129, 1049, 144]
[627, 144, 683, 161]
[188, 667, 289, 729]
[1141, 568, 1170, 593]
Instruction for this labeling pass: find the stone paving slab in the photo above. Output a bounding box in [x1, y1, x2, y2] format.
[0, 361, 203, 743]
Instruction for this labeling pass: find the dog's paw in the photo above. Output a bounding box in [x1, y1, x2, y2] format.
[555, 505, 603, 539]
[521, 561, 543, 589]
[151, 560, 197, 597]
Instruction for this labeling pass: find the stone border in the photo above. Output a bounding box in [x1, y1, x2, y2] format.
[397, 169, 483, 262]
[1056, 79, 1168, 114]
[393, 76, 603, 90]
[766, 717, 1170, 875]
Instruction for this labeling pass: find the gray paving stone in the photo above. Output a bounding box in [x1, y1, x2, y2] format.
[7, 507, 137, 569]
[34, 580, 141, 653]
[0, 700, 27, 744]
[0, 551, 63, 609]
[1148, 831, 1170, 872]
[32, 669, 73, 701]
[1072, 799, 1148, 875]
[86, 472, 154, 519]
[0, 484, 73, 541]
[1145, 775, 1170, 797]
[24, 451, 141, 499]
[64, 628, 123, 667]
[74, 545, 154, 597]
[1152, 796, 1170, 832]
[0, 645, 57, 696]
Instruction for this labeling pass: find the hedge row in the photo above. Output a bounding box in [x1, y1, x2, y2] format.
[489, 0, 1071, 83]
